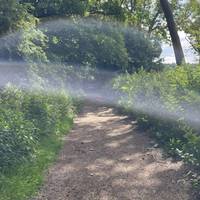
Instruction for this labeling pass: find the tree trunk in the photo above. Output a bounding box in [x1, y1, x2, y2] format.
[160, 0, 185, 65]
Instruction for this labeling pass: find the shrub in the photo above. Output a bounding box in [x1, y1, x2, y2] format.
[20, 0, 88, 18]
[46, 19, 129, 71]
[113, 64, 200, 168]
[123, 28, 162, 72]
[0, 19, 162, 74]
[0, 107, 36, 170]
[45, 19, 161, 72]
[0, 85, 74, 171]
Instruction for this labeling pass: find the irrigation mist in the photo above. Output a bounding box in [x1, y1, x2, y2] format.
[0, 18, 200, 130]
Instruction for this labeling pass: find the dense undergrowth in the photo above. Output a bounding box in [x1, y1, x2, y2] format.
[0, 85, 75, 200]
[113, 64, 200, 188]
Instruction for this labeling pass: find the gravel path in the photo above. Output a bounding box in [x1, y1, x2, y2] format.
[33, 104, 193, 200]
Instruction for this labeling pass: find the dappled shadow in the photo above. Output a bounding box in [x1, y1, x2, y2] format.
[33, 104, 193, 200]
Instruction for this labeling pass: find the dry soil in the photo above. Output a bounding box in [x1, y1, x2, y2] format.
[33, 103, 193, 200]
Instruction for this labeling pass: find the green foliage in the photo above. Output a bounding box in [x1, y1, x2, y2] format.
[1, 0, 197, 58]
[114, 64, 200, 170]
[18, 27, 48, 62]
[0, 25, 47, 66]
[46, 19, 129, 71]
[0, 0, 37, 35]
[20, 0, 88, 17]
[100, 0, 126, 21]
[180, 0, 200, 56]
[0, 18, 161, 73]
[88, 0, 183, 41]
[0, 85, 74, 171]
[0, 115, 73, 200]
[123, 28, 162, 72]
[45, 19, 161, 72]
[0, 107, 36, 169]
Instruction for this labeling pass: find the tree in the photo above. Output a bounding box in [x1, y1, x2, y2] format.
[89, 1, 126, 20]
[20, 0, 88, 18]
[159, 0, 185, 65]
[89, 0, 183, 41]
[180, 0, 200, 60]
[0, 0, 35, 35]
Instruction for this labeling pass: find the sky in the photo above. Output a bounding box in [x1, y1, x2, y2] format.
[161, 31, 199, 64]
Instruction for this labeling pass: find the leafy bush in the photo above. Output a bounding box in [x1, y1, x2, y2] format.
[45, 19, 161, 72]
[0, 0, 36, 35]
[0, 107, 36, 169]
[123, 28, 162, 72]
[23, 91, 74, 135]
[0, 85, 74, 171]
[45, 19, 128, 71]
[20, 0, 88, 18]
[113, 64, 200, 169]
[0, 18, 162, 75]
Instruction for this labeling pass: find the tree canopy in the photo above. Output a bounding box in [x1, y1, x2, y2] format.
[0, 0, 199, 68]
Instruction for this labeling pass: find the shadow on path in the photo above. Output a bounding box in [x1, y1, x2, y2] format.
[33, 104, 193, 200]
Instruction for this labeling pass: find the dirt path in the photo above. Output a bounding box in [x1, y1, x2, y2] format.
[33, 104, 193, 200]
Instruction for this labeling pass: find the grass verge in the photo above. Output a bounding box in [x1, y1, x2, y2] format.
[0, 117, 73, 200]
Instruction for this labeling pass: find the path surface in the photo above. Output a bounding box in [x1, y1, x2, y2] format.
[33, 104, 193, 200]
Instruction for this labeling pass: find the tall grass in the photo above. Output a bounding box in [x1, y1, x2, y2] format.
[0, 85, 75, 200]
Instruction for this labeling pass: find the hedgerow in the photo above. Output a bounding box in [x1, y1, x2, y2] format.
[113, 64, 200, 187]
